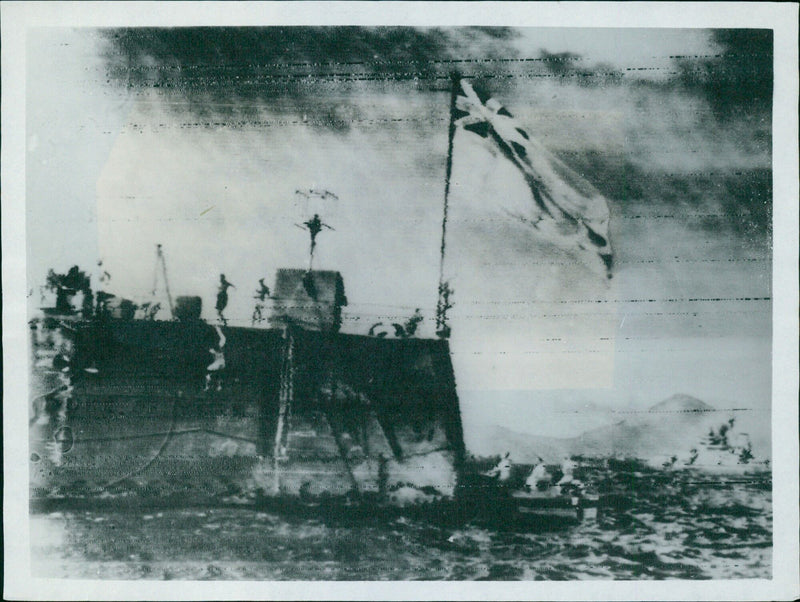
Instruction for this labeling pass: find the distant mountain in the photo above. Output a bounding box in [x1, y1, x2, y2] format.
[568, 393, 721, 458]
[647, 393, 715, 414]
[466, 394, 770, 464]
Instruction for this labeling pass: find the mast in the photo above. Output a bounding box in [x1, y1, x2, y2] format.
[435, 73, 460, 339]
[152, 244, 175, 319]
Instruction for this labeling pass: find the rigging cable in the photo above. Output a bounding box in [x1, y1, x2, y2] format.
[99, 391, 180, 491]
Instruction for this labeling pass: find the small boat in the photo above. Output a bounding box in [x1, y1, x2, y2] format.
[456, 472, 599, 529]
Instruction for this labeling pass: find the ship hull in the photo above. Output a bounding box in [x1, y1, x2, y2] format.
[30, 317, 594, 528]
[30, 317, 465, 507]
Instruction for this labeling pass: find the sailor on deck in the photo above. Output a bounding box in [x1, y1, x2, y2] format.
[557, 457, 577, 486]
[526, 456, 552, 492]
[215, 274, 235, 325]
[552, 456, 582, 495]
[256, 278, 270, 301]
[252, 278, 271, 325]
[486, 452, 513, 483]
[94, 259, 113, 316]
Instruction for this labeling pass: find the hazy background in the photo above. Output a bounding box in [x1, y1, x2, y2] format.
[26, 27, 772, 450]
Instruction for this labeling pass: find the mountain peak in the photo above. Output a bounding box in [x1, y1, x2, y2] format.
[648, 393, 715, 414]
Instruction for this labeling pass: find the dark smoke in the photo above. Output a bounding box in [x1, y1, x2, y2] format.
[98, 27, 773, 240]
[99, 27, 523, 130]
[101, 27, 520, 94]
[674, 29, 773, 119]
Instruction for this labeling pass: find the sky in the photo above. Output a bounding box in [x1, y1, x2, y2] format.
[26, 27, 773, 444]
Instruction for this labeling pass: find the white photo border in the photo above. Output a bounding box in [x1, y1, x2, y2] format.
[3, 2, 797, 600]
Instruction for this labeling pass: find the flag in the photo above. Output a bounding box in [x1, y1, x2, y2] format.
[453, 79, 613, 276]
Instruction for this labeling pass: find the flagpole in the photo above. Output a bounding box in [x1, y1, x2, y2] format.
[435, 72, 460, 339]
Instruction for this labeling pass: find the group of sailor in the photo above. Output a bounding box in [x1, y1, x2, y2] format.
[205, 275, 274, 391]
[485, 452, 580, 495]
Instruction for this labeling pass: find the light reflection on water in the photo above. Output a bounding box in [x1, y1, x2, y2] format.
[31, 471, 771, 580]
